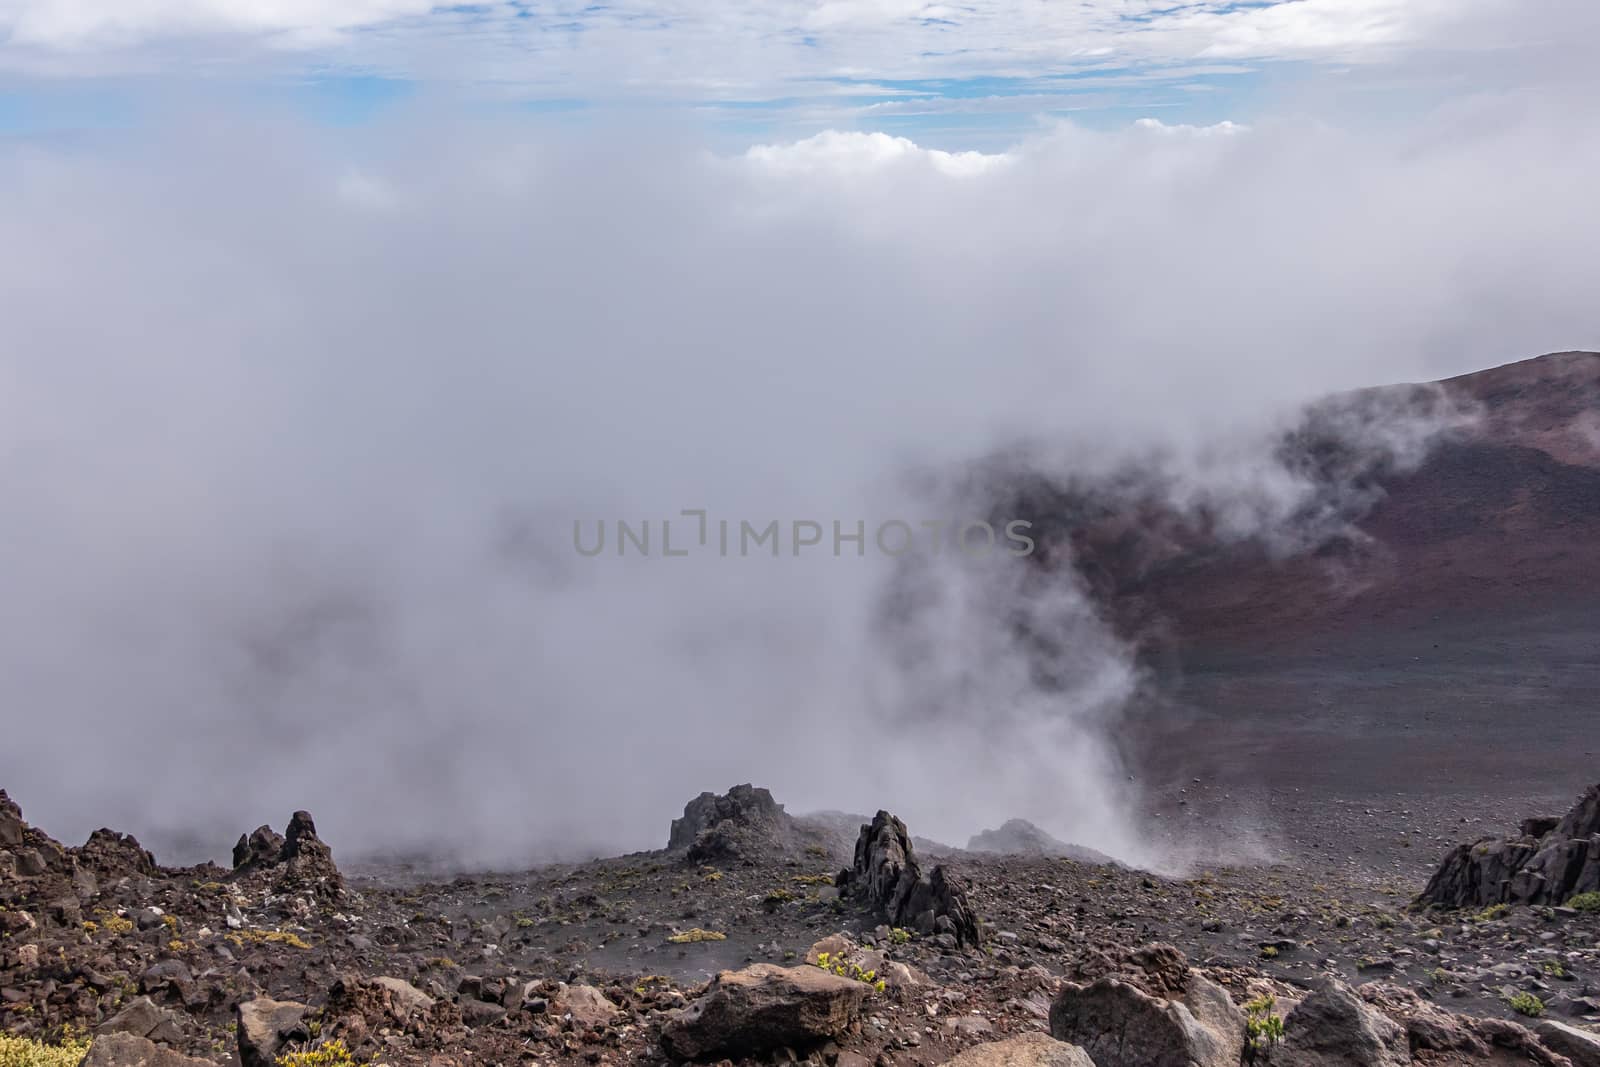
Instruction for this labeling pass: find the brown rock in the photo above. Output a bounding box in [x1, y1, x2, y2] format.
[944, 1034, 1096, 1067]
[80, 1032, 217, 1067]
[235, 996, 310, 1067]
[660, 964, 867, 1060]
[553, 984, 620, 1029]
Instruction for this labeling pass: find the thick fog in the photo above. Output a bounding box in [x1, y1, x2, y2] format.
[1, 95, 1597, 871]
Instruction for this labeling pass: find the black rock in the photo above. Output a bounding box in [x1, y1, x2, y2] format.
[838, 810, 982, 947]
[1417, 783, 1600, 908]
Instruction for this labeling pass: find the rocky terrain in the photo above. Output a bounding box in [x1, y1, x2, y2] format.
[4, 781, 1599, 1067]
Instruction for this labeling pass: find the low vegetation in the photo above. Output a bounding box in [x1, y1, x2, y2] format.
[0, 1032, 92, 1067]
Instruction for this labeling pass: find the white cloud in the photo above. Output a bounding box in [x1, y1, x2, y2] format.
[0, 0, 432, 49]
[1132, 117, 1248, 136]
[744, 129, 1010, 177]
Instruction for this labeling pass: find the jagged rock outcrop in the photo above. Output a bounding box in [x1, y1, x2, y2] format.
[232, 825, 286, 870]
[966, 819, 1115, 866]
[668, 784, 838, 865]
[659, 963, 867, 1060]
[78, 828, 158, 877]
[231, 810, 344, 897]
[0, 789, 22, 848]
[1049, 943, 1244, 1067]
[838, 810, 983, 947]
[1417, 784, 1600, 908]
[1261, 980, 1407, 1067]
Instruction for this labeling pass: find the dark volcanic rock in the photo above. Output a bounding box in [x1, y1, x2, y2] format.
[838, 810, 983, 947]
[0, 789, 22, 848]
[78, 828, 158, 877]
[659, 963, 866, 1060]
[669, 784, 836, 865]
[1417, 783, 1600, 907]
[229, 810, 344, 897]
[232, 825, 286, 870]
[966, 819, 1115, 865]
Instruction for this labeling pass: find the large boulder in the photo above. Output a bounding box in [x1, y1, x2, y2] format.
[1051, 976, 1244, 1067]
[1262, 980, 1408, 1067]
[80, 1033, 217, 1067]
[838, 810, 982, 947]
[659, 963, 867, 1060]
[327, 974, 438, 1027]
[945, 1034, 1096, 1067]
[1049, 943, 1244, 1067]
[236, 996, 310, 1067]
[1538, 1021, 1600, 1067]
[1418, 784, 1600, 908]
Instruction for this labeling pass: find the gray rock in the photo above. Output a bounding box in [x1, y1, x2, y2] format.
[1050, 974, 1244, 1067]
[80, 1032, 216, 1067]
[96, 996, 184, 1045]
[660, 963, 867, 1060]
[1538, 1020, 1600, 1067]
[235, 996, 310, 1067]
[1263, 980, 1408, 1067]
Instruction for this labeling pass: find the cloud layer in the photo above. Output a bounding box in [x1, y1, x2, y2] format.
[0, 98, 1597, 870]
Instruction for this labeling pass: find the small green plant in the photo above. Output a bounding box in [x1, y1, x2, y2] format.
[1259, 945, 1278, 959]
[0, 1032, 93, 1067]
[1541, 959, 1568, 978]
[1566, 891, 1600, 913]
[791, 874, 835, 887]
[1243, 995, 1285, 1054]
[763, 889, 797, 907]
[888, 927, 912, 945]
[667, 928, 727, 944]
[100, 916, 134, 936]
[275, 1038, 356, 1067]
[1507, 992, 1543, 1018]
[813, 952, 887, 994]
[226, 929, 311, 950]
[515, 917, 535, 928]
[1473, 903, 1511, 923]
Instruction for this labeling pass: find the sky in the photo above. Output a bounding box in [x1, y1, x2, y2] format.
[1, 2, 1598, 870]
[2, 0, 1599, 144]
